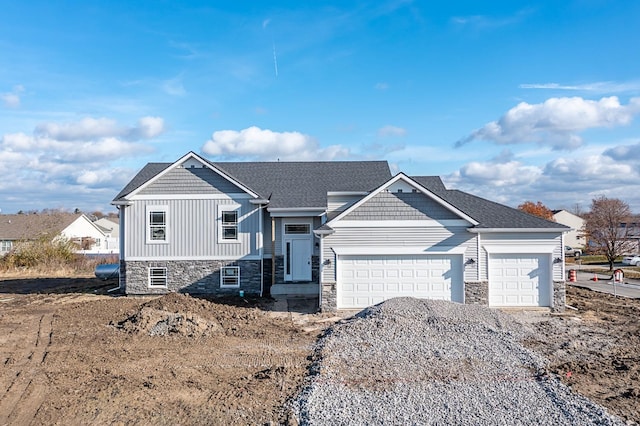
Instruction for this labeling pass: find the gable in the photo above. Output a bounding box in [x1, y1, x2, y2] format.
[343, 191, 461, 221]
[138, 167, 245, 195]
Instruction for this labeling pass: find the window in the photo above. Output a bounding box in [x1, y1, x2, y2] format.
[147, 206, 168, 243]
[218, 206, 240, 242]
[284, 224, 310, 235]
[0, 240, 12, 252]
[220, 266, 240, 288]
[148, 267, 167, 287]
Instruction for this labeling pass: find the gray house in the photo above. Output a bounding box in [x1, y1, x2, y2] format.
[113, 152, 569, 312]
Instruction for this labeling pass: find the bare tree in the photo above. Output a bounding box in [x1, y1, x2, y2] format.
[585, 196, 635, 270]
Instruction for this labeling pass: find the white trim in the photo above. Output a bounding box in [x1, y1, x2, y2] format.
[267, 208, 326, 217]
[217, 204, 241, 243]
[469, 228, 567, 233]
[313, 228, 335, 236]
[327, 173, 479, 227]
[327, 191, 369, 196]
[126, 255, 262, 261]
[146, 205, 168, 244]
[331, 219, 471, 228]
[483, 245, 557, 254]
[111, 200, 132, 206]
[125, 151, 260, 199]
[331, 245, 467, 255]
[130, 193, 252, 201]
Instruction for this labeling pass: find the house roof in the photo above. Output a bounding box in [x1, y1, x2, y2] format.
[411, 178, 567, 230]
[114, 159, 392, 209]
[213, 161, 392, 208]
[0, 213, 84, 240]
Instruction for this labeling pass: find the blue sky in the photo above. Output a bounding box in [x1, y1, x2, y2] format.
[1, 0, 639, 214]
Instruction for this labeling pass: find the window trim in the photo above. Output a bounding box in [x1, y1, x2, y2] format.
[146, 205, 168, 244]
[148, 267, 168, 288]
[218, 205, 241, 243]
[220, 266, 240, 288]
[0, 240, 12, 252]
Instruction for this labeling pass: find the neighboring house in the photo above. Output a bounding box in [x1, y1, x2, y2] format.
[0, 213, 109, 255]
[93, 217, 120, 254]
[113, 152, 569, 312]
[552, 210, 586, 248]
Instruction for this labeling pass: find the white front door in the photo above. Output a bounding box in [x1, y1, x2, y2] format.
[284, 222, 312, 282]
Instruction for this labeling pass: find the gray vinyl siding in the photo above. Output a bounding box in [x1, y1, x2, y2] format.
[479, 232, 564, 281]
[327, 194, 363, 214]
[322, 226, 477, 282]
[138, 167, 244, 195]
[344, 192, 460, 220]
[125, 198, 260, 258]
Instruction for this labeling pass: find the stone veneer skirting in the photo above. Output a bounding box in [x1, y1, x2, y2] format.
[320, 281, 337, 312]
[123, 259, 262, 296]
[552, 281, 566, 313]
[464, 281, 489, 305]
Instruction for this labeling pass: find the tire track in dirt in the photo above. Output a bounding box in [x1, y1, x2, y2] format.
[0, 312, 53, 425]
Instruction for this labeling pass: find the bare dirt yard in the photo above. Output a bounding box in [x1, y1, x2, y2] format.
[0, 278, 638, 425]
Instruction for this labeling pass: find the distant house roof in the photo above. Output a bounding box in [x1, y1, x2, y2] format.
[114, 160, 392, 209]
[0, 213, 83, 241]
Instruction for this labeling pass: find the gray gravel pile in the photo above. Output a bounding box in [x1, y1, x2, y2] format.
[292, 297, 623, 425]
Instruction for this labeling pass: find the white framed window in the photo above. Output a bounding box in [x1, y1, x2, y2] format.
[0, 240, 12, 252]
[146, 205, 168, 243]
[148, 267, 167, 288]
[218, 205, 240, 243]
[284, 224, 311, 235]
[220, 266, 240, 288]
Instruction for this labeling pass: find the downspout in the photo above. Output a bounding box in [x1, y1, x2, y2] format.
[271, 216, 276, 289]
[259, 203, 264, 297]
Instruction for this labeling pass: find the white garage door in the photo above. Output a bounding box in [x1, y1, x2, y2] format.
[489, 254, 551, 307]
[338, 254, 463, 309]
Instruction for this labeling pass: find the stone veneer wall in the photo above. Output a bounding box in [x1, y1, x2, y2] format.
[464, 281, 488, 305]
[124, 259, 261, 296]
[320, 281, 337, 312]
[552, 280, 566, 313]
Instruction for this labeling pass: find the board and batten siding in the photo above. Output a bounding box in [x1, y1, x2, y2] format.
[124, 198, 261, 259]
[480, 232, 563, 281]
[138, 167, 244, 195]
[322, 226, 478, 282]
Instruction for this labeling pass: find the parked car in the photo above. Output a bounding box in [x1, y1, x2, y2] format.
[564, 246, 582, 257]
[95, 263, 120, 280]
[622, 255, 640, 266]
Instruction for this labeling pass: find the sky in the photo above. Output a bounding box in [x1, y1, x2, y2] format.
[1, 0, 640, 215]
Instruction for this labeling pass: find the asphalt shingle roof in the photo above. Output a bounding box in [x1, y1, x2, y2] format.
[0, 213, 83, 240]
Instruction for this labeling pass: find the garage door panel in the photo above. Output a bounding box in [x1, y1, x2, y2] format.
[338, 254, 463, 309]
[489, 253, 550, 307]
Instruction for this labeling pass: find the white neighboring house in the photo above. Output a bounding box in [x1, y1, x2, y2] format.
[0, 213, 111, 255]
[93, 217, 120, 254]
[553, 210, 586, 249]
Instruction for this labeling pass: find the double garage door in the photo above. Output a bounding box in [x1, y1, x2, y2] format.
[489, 253, 551, 307]
[338, 254, 463, 309]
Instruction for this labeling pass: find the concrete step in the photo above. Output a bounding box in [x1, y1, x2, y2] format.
[270, 283, 319, 296]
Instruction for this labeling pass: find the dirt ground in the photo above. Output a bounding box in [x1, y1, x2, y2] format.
[0, 278, 638, 425]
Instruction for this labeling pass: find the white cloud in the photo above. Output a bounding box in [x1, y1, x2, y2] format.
[603, 140, 640, 161]
[451, 8, 532, 30]
[162, 76, 187, 96]
[1, 85, 24, 108]
[456, 96, 640, 150]
[202, 126, 349, 160]
[377, 125, 407, 138]
[34, 116, 165, 141]
[455, 160, 541, 187]
[520, 81, 640, 94]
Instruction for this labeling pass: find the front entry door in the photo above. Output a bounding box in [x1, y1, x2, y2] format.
[290, 239, 312, 281]
[284, 222, 312, 282]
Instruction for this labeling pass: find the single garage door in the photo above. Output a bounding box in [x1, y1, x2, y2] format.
[489, 254, 551, 307]
[338, 254, 463, 309]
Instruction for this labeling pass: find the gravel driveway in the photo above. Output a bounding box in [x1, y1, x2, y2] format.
[292, 298, 623, 425]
